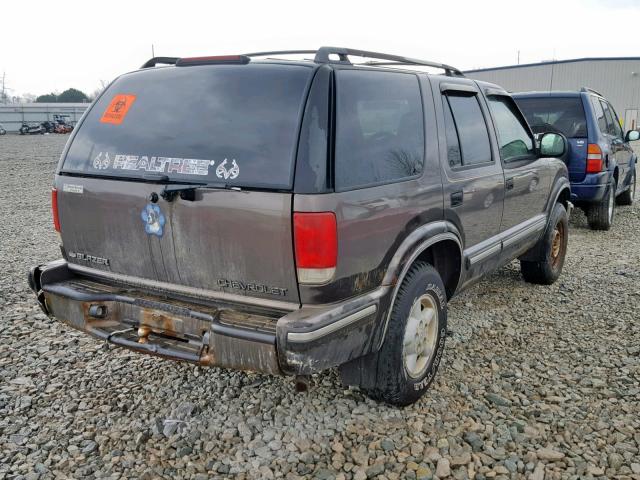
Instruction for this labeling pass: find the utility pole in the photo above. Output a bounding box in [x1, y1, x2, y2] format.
[549, 49, 557, 92]
[1, 72, 5, 104]
[517, 50, 520, 65]
[151, 44, 155, 57]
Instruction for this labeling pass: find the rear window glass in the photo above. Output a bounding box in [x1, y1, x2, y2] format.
[515, 97, 587, 138]
[591, 97, 607, 134]
[334, 69, 424, 190]
[600, 100, 623, 137]
[443, 93, 492, 166]
[62, 64, 312, 189]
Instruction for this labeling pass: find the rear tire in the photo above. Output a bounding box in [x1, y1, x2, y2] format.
[362, 262, 447, 406]
[521, 202, 568, 285]
[587, 180, 615, 230]
[617, 170, 635, 206]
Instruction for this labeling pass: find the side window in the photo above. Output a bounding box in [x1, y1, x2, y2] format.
[442, 93, 492, 167]
[600, 100, 619, 137]
[591, 97, 607, 134]
[606, 102, 624, 138]
[487, 96, 535, 162]
[442, 97, 462, 167]
[334, 70, 425, 190]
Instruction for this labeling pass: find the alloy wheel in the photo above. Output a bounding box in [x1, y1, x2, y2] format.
[403, 293, 439, 378]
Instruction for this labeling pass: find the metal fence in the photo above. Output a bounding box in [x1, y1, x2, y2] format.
[0, 103, 89, 132]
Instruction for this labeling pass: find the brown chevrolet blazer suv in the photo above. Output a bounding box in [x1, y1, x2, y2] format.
[29, 47, 571, 405]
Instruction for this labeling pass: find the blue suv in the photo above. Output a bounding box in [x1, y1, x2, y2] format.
[514, 88, 638, 230]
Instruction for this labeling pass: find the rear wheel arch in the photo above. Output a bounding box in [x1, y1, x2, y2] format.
[412, 240, 462, 300]
[379, 227, 462, 343]
[556, 186, 571, 210]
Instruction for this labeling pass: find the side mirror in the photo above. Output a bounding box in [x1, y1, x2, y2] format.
[625, 130, 640, 142]
[539, 132, 567, 157]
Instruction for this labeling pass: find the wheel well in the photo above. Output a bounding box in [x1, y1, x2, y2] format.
[557, 187, 570, 209]
[413, 240, 461, 300]
[613, 167, 619, 186]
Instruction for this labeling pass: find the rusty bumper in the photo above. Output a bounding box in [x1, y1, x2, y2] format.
[28, 260, 390, 376]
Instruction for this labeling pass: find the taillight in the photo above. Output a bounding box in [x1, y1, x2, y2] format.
[52, 187, 60, 232]
[293, 212, 337, 284]
[586, 144, 603, 173]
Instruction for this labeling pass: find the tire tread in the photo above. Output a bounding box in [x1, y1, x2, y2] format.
[362, 261, 446, 406]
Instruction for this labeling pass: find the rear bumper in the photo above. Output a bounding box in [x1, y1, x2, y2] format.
[28, 260, 390, 376]
[571, 171, 610, 203]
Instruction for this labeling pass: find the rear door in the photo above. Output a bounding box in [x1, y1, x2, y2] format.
[433, 79, 505, 251]
[57, 62, 315, 305]
[602, 100, 633, 185]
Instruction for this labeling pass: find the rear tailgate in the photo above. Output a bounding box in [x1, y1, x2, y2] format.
[515, 95, 588, 182]
[57, 62, 315, 305]
[566, 138, 588, 183]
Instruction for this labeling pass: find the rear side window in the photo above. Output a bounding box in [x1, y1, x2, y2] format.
[515, 96, 587, 138]
[600, 100, 623, 138]
[601, 100, 617, 136]
[442, 93, 492, 167]
[591, 97, 608, 134]
[62, 64, 312, 189]
[334, 70, 424, 190]
[487, 96, 534, 162]
[607, 103, 624, 138]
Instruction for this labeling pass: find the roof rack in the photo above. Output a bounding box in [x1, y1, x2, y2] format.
[243, 50, 317, 58]
[245, 47, 464, 77]
[140, 57, 179, 69]
[580, 86, 604, 97]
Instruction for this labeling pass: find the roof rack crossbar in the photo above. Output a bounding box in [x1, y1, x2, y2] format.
[141, 57, 180, 69]
[580, 86, 604, 97]
[314, 47, 464, 77]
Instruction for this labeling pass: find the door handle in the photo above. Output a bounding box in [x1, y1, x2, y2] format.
[450, 191, 463, 207]
[506, 178, 515, 190]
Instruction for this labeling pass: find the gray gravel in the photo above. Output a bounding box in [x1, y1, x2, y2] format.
[1, 134, 639, 480]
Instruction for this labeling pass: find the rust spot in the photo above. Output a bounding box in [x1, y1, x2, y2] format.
[199, 347, 215, 365]
[137, 326, 152, 344]
[140, 308, 183, 337]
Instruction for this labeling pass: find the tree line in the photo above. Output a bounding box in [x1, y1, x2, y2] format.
[35, 88, 90, 103]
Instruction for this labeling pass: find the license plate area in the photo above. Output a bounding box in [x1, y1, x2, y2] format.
[42, 276, 283, 373]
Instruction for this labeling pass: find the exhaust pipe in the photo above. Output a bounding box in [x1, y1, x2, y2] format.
[294, 375, 311, 393]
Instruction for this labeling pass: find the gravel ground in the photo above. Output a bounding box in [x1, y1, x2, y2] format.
[1, 134, 639, 480]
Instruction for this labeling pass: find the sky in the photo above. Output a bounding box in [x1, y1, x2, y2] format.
[1, 0, 639, 99]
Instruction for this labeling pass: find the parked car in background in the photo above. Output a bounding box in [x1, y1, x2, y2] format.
[514, 88, 638, 230]
[19, 122, 45, 135]
[29, 47, 571, 406]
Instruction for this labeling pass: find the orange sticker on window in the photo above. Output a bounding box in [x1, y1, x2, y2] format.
[100, 94, 136, 125]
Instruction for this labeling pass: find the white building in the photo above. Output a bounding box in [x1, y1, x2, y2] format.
[466, 57, 640, 130]
[0, 103, 89, 132]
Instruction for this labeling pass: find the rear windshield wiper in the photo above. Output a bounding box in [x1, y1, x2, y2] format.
[159, 180, 241, 202]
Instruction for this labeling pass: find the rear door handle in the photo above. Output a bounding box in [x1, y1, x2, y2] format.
[450, 191, 463, 207]
[506, 178, 515, 190]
